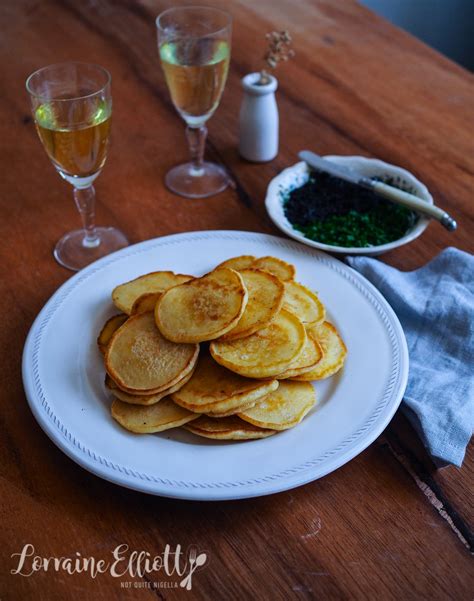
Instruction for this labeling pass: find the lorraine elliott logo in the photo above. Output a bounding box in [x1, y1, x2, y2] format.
[11, 543, 208, 591]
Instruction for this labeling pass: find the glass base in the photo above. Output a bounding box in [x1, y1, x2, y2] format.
[165, 161, 229, 198]
[54, 227, 129, 271]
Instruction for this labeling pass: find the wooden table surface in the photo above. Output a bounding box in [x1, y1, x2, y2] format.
[1, 1, 473, 599]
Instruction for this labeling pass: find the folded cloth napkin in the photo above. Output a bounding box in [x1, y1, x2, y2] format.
[347, 247, 473, 467]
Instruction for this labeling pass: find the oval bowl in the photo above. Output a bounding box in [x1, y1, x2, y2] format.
[265, 155, 433, 255]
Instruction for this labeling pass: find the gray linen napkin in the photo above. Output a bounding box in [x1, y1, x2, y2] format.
[347, 247, 473, 467]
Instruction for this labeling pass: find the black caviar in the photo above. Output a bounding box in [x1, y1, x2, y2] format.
[283, 171, 418, 248]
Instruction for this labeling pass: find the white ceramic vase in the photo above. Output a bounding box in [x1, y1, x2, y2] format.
[239, 72, 278, 162]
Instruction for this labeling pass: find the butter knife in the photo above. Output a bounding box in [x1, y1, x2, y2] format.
[299, 151, 457, 231]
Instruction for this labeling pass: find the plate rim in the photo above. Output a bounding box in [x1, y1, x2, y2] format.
[22, 230, 409, 500]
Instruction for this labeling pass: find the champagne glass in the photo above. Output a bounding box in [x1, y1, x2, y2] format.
[156, 7, 232, 198]
[26, 62, 128, 271]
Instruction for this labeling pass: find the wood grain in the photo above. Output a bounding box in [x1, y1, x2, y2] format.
[0, 0, 472, 599]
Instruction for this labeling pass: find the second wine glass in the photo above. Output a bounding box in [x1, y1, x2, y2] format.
[156, 6, 232, 198]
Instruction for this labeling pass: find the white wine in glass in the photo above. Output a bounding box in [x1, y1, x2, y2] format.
[26, 62, 128, 271]
[34, 98, 111, 179]
[160, 38, 230, 126]
[156, 7, 232, 198]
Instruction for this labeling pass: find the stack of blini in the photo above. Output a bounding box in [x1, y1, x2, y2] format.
[99, 255, 347, 441]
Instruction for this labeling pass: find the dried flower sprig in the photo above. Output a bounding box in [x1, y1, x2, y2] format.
[258, 30, 295, 85]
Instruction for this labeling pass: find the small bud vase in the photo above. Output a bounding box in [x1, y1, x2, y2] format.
[239, 72, 278, 162]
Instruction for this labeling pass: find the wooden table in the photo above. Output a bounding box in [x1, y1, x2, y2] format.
[1, 1, 473, 599]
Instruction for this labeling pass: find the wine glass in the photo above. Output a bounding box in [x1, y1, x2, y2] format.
[156, 6, 232, 198]
[26, 62, 128, 271]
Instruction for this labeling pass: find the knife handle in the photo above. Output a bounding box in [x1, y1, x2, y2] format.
[371, 181, 457, 231]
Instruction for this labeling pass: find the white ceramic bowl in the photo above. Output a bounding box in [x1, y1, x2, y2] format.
[265, 155, 433, 255]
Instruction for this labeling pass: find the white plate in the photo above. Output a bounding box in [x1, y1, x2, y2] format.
[22, 231, 408, 500]
[265, 155, 433, 255]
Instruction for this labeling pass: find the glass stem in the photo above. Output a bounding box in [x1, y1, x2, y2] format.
[186, 125, 207, 176]
[73, 185, 100, 248]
